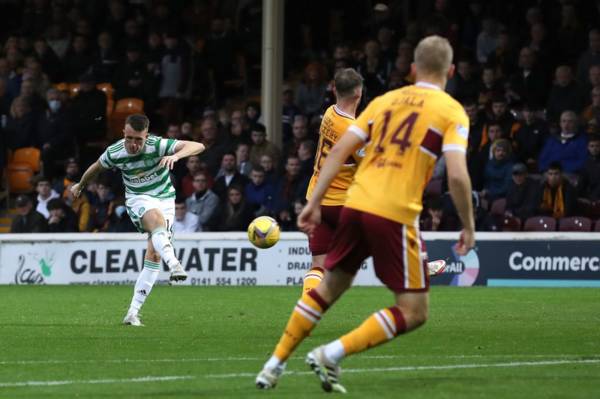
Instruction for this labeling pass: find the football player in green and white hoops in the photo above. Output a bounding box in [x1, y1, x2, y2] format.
[71, 114, 205, 326]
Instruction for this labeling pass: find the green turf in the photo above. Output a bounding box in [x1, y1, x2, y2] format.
[0, 286, 598, 398]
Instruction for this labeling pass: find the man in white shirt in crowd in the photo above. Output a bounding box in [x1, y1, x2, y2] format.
[35, 176, 60, 219]
[173, 197, 199, 233]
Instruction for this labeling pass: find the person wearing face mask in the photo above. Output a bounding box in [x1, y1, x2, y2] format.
[37, 88, 74, 179]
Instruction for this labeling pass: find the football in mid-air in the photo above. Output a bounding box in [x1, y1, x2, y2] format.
[247, 216, 280, 249]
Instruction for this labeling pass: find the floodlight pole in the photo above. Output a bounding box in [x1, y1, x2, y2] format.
[261, 0, 284, 146]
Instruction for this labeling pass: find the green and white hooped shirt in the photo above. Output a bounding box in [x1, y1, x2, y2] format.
[99, 135, 178, 199]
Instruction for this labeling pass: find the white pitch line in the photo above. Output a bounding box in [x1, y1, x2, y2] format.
[204, 359, 600, 379]
[0, 375, 193, 388]
[2, 359, 599, 388]
[1, 353, 597, 366]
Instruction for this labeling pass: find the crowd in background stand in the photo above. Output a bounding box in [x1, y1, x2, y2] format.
[3, 0, 600, 233]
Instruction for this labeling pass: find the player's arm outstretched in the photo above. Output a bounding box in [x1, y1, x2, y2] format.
[298, 131, 363, 235]
[71, 160, 107, 198]
[445, 150, 475, 255]
[159, 140, 206, 170]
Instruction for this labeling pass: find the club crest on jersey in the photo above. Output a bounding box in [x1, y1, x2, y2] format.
[457, 124, 469, 139]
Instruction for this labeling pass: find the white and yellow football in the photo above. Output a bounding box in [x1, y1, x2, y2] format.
[247, 216, 280, 249]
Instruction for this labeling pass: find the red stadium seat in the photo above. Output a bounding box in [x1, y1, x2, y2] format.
[523, 216, 557, 232]
[558, 217, 592, 232]
[11, 147, 41, 173]
[490, 198, 506, 216]
[500, 215, 521, 231]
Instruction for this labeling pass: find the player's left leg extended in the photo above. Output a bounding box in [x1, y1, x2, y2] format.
[307, 292, 428, 393]
[123, 242, 162, 326]
[256, 268, 354, 389]
[142, 209, 186, 282]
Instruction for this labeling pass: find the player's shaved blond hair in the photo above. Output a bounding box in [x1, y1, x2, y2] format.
[414, 35, 453, 77]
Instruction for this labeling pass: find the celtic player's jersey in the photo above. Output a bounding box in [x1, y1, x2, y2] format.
[99, 135, 178, 199]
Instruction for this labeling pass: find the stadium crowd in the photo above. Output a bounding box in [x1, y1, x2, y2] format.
[2, 0, 600, 233]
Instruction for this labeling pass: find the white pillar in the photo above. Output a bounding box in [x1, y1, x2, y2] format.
[261, 0, 284, 146]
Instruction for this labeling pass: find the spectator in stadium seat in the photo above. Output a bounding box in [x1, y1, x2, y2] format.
[481, 139, 514, 201]
[92, 31, 119, 83]
[538, 110, 588, 173]
[235, 142, 252, 176]
[32, 37, 63, 83]
[186, 172, 220, 231]
[295, 62, 327, 117]
[53, 158, 81, 196]
[33, 176, 59, 219]
[272, 156, 309, 225]
[357, 40, 390, 103]
[213, 152, 249, 201]
[581, 86, 600, 125]
[505, 163, 537, 220]
[38, 88, 74, 179]
[63, 182, 91, 232]
[215, 185, 254, 231]
[172, 197, 199, 233]
[283, 115, 310, 158]
[512, 103, 548, 169]
[282, 87, 301, 143]
[476, 65, 503, 109]
[576, 29, 600, 84]
[47, 198, 78, 232]
[89, 181, 116, 232]
[10, 194, 48, 233]
[249, 123, 281, 167]
[259, 154, 279, 185]
[533, 162, 577, 219]
[507, 47, 547, 108]
[476, 18, 499, 64]
[420, 197, 458, 232]
[446, 58, 479, 102]
[4, 96, 40, 150]
[546, 65, 586, 124]
[469, 122, 504, 191]
[63, 35, 94, 82]
[70, 72, 107, 144]
[577, 135, 600, 205]
[228, 119, 251, 151]
[179, 155, 203, 198]
[298, 139, 316, 179]
[112, 43, 149, 100]
[526, 23, 556, 75]
[197, 117, 227, 177]
[158, 29, 192, 124]
[245, 165, 275, 217]
[485, 95, 519, 140]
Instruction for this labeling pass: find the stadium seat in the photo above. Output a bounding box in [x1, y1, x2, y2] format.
[500, 215, 521, 232]
[114, 98, 144, 113]
[110, 98, 144, 140]
[11, 147, 41, 173]
[490, 198, 506, 216]
[96, 82, 114, 101]
[54, 82, 69, 92]
[558, 217, 592, 232]
[106, 98, 114, 118]
[69, 83, 80, 97]
[7, 163, 34, 193]
[523, 216, 557, 232]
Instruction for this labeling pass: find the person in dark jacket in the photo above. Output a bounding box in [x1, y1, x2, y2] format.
[10, 195, 48, 233]
[216, 185, 254, 231]
[47, 198, 78, 232]
[533, 162, 578, 218]
[505, 163, 537, 220]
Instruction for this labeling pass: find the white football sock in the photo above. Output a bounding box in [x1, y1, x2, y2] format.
[150, 227, 179, 269]
[264, 355, 282, 370]
[128, 260, 160, 315]
[323, 339, 346, 363]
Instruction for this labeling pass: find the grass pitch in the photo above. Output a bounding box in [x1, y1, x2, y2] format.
[0, 286, 599, 398]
